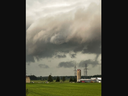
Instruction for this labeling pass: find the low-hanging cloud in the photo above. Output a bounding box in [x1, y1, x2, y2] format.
[55, 54, 66, 58]
[58, 61, 76, 68]
[79, 59, 99, 68]
[26, 1, 101, 63]
[38, 64, 49, 68]
[70, 53, 76, 58]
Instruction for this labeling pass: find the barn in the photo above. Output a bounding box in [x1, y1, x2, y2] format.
[26, 76, 30, 83]
[79, 77, 101, 83]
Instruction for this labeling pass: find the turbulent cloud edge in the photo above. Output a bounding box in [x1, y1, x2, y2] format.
[26, 1, 101, 63]
[38, 64, 49, 68]
[58, 61, 76, 68]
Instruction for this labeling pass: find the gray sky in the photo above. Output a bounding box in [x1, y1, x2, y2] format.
[26, 0, 101, 77]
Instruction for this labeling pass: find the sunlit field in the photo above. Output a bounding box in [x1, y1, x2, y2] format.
[26, 80, 101, 96]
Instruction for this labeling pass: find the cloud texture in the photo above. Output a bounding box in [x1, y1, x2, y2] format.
[38, 64, 49, 68]
[58, 61, 76, 68]
[26, 0, 101, 64]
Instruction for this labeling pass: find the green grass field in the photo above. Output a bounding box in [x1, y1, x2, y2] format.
[26, 80, 101, 96]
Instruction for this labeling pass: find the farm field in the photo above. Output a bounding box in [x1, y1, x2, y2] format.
[26, 80, 101, 96]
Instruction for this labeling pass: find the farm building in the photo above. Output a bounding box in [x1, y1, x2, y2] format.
[77, 69, 81, 82]
[26, 76, 30, 83]
[79, 77, 101, 83]
[80, 79, 96, 83]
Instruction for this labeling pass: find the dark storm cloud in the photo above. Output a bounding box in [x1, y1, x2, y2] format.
[70, 53, 76, 58]
[82, 41, 101, 54]
[55, 54, 66, 58]
[38, 64, 49, 68]
[79, 59, 99, 67]
[95, 54, 100, 61]
[26, 2, 101, 63]
[58, 61, 75, 68]
[26, 55, 35, 63]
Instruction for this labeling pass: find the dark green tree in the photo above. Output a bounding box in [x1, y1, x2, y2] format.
[29, 75, 37, 80]
[56, 76, 60, 82]
[69, 77, 73, 82]
[73, 77, 77, 82]
[58, 76, 60, 82]
[48, 75, 53, 82]
[56, 76, 58, 82]
[62, 77, 65, 82]
[51, 75, 53, 82]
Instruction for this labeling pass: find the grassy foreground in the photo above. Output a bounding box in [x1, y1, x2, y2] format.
[26, 81, 101, 96]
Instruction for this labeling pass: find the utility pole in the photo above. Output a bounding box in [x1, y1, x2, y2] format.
[84, 63, 87, 78]
[74, 65, 76, 77]
[74, 65, 77, 82]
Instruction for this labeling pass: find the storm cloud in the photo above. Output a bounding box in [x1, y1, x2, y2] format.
[58, 61, 76, 68]
[38, 64, 49, 68]
[79, 59, 99, 67]
[26, 0, 101, 63]
[70, 53, 76, 58]
[71, 54, 76, 58]
[55, 54, 66, 58]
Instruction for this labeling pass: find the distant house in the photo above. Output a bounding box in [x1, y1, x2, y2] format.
[26, 76, 30, 83]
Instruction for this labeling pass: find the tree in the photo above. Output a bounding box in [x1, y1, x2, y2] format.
[48, 75, 53, 82]
[58, 77, 60, 82]
[73, 77, 77, 82]
[56, 76, 60, 82]
[69, 77, 73, 82]
[62, 77, 65, 82]
[56, 77, 58, 82]
[29, 75, 37, 80]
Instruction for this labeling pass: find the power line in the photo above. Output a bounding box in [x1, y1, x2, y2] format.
[84, 63, 87, 78]
[74, 65, 76, 77]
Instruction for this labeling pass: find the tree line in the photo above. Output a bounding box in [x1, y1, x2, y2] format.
[47, 75, 77, 82]
[27, 75, 101, 81]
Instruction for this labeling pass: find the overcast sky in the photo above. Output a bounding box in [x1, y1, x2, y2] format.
[26, 0, 101, 77]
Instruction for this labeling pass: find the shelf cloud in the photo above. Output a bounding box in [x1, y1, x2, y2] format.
[26, 0, 101, 63]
